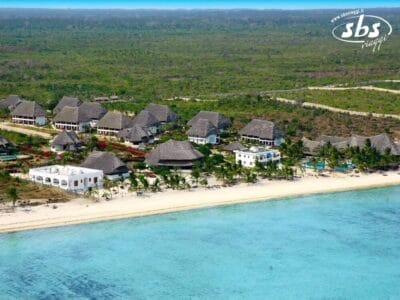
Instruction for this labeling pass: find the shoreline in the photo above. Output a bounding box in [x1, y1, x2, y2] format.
[1, 172, 400, 234]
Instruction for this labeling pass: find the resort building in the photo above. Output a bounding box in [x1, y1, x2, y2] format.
[144, 103, 177, 124]
[79, 102, 107, 127]
[222, 141, 247, 152]
[239, 119, 284, 146]
[81, 151, 130, 180]
[0, 95, 22, 111]
[29, 165, 103, 192]
[51, 131, 82, 152]
[146, 140, 204, 168]
[131, 110, 160, 134]
[234, 146, 281, 168]
[187, 111, 230, 132]
[117, 125, 154, 147]
[53, 106, 91, 132]
[302, 134, 400, 156]
[0, 136, 15, 155]
[53, 96, 82, 114]
[187, 119, 219, 145]
[97, 111, 133, 136]
[11, 101, 47, 126]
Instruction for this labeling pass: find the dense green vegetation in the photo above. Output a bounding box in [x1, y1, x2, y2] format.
[0, 8, 399, 103]
[105, 95, 400, 139]
[273, 89, 400, 114]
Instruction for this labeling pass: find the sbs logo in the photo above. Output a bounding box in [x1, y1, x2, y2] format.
[331, 11, 392, 52]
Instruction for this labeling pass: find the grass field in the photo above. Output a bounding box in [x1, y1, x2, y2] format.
[0, 9, 399, 104]
[273, 89, 400, 114]
[105, 96, 400, 139]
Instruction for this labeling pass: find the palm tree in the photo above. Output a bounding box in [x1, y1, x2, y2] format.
[6, 187, 19, 209]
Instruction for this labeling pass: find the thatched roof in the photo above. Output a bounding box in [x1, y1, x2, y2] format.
[187, 119, 218, 138]
[97, 111, 132, 130]
[131, 110, 160, 128]
[11, 101, 46, 118]
[51, 131, 81, 147]
[53, 106, 91, 123]
[304, 133, 400, 156]
[0, 95, 22, 110]
[223, 141, 247, 152]
[53, 96, 81, 114]
[81, 151, 129, 175]
[146, 140, 204, 167]
[79, 102, 107, 120]
[187, 111, 230, 130]
[144, 103, 177, 123]
[239, 119, 284, 140]
[118, 125, 153, 143]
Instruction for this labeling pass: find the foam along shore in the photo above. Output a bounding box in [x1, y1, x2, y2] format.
[1, 171, 400, 234]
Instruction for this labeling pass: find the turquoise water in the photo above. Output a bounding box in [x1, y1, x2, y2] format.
[1, 186, 400, 299]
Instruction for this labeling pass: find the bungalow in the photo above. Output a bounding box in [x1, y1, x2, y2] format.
[51, 130, 82, 152]
[53, 96, 81, 114]
[303, 133, 400, 156]
[146, 140, 204, 168]
[53, 106, 91, 132]
[144, 103, 177, 123]
[97, 111, 132, 136]
[187, 119, 219, 145]
[187, 111, 230, 132]
[81, 151, 130, 180]
[131, 110, 160, 134]
[29, 165, 103, 192]
[239, 119, 284, 146]
[11, 101, 47, 126]
[0, 95, 22, 111]
[117, 125, 154, 147]
[222, 141, 247, 152]
[0, 136, 15, 155]
[79, 102, 107, 127]
[235, 146, 281, 168]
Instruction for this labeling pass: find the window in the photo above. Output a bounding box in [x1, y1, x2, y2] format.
[94, 177, 98, 183]
[74, 180, 78, 187]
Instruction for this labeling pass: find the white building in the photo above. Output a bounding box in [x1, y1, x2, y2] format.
[234, 146, 281, 168]
[29, 165, 103, 193]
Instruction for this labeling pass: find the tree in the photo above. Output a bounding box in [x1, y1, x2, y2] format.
[6, 187, 19, 209]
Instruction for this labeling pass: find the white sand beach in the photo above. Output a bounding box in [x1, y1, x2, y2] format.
[1, 172, 400, 233]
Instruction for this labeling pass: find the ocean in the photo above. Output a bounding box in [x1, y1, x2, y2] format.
[1, 186, 400, 299]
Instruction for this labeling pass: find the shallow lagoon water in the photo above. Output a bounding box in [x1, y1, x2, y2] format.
[1, 186, 400, 299]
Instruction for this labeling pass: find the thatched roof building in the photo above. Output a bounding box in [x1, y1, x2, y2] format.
[51, 131, 82, 152]
[53, 96, 81, 114]
[239, 119, 284, 146]
[97, 111, 133, 135]
[118, 125, 153, 145]
[303, 133, 400, 156]
[81, 151, 130, 178]
[146, 140, 204, 168]
[187, 119, 218, 138]
[223, 141, 247, 152]
[79, 102, 107, 121]
[187, 111, 230, 131]
[0, 95, 22, 111]
[53, 106, 91, 124]
[144, 103, 177, 123]
[11, 101, 46, 118]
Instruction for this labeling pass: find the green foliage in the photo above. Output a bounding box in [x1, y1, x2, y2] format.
[1, 9, 399, 102]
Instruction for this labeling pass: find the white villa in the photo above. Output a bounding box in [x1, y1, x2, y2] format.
[29, 165, 103, 193]
[234, 146, 281, 168]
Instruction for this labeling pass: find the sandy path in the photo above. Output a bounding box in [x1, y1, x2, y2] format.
[1, 172, 400, 234]
[308, 86, 400, 94]
[0, 122, 52, 139]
